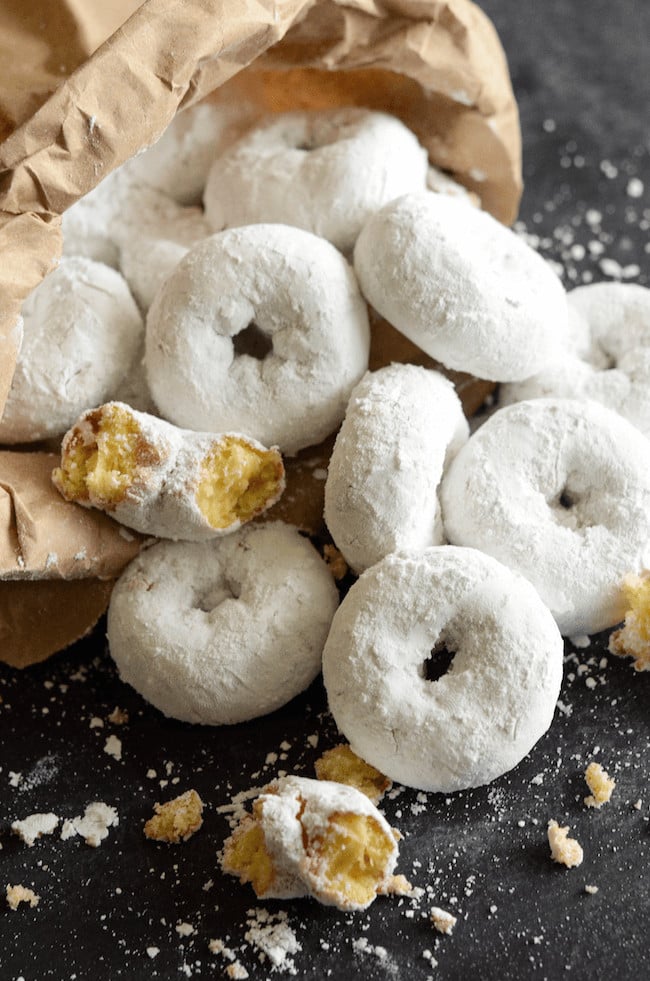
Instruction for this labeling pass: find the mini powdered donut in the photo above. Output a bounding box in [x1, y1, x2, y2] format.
[145, 224, 370, 454]
[0, 257, 143, 444]
[203, 109, 428, 253]
[106, 523, 339, 724]
[500, 283, 650, 437]
[221, 775, 400, 910]
[61, 169, 127, 268]
[324, 364, 468, 574]
[116, 187, 210, 311]
[353, 192, 567, 381]
[441, 398, 650, 636]
[124, 101, 255, 206]
[53, 402, 285, 541]
[322, 546, 563, 793]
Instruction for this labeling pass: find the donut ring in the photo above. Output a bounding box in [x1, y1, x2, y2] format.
[324, 364, 468, 573]
[203, 109, 428, 254]
[107, 523, 339, 724]
[500, 283, 650, 437]
[145, 224, 370, 454]
[322, 546, 563, 793]
[0, 257, 143, 444]
[353, 192, 567, 382]
[441, 398, 650, 635]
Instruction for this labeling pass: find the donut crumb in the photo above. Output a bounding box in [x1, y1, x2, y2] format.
[609, 572, 650, 671]
[315, 744, 392, 804]
[323, 544, 349, 580]
[584, 762, 615, 808]
[144, 789, 204, 843]
[196, 437, 285, 528]
[430, 906, 457, 934]
[6, 884, 40, 910]
[547, 819, 583, 868]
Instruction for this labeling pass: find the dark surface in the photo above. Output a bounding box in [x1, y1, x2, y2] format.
[2, 1, 650, 978]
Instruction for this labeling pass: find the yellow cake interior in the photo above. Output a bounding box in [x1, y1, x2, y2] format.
[609, 572, 650, 671]
[310, 811, 393, 908]
[221, 814, 277, 896]
[314, 745, 391, 804]
[196, 438, 284, 529]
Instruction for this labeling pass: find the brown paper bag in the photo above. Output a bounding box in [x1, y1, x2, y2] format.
[0, 0, 522, 665]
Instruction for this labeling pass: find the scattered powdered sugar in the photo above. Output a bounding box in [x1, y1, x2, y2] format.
[104, 735, 122, 761]
[244, 909, 301, 974]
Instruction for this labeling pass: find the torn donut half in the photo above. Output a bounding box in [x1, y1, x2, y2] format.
[52, 402, 285, 541]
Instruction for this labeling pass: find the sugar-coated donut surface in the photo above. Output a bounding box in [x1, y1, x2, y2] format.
[204, 109, 428, 253]
[500, 283, 650, 437]
[107, 524, 339, 724]
[324, 364, 468, 573]
[354, 192, 567, 381]
[0, 257, 143, 444]
[322, 547, 563, 793]
[145, 224, 370, 454]
[441, 398, 650, 636]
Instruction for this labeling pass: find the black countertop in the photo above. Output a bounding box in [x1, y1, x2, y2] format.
[2, 1, 649, 978]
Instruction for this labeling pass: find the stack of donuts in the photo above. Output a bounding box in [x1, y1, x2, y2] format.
[6, 102, 650, 797]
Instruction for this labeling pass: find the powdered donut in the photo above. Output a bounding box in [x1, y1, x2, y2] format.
[322, 547, 563, 793]
[221, 775, 399, 910]
[53, 402, 285, 541]
[0, 257, 143, 444]
[204, 109, 428, 254]
[61, 169, 127, 268]
[441, 398, 650, 635]
[427, 165, 479, 207]
[145, 224, 370, 454]
[116, 187, 210, 311]
[324, 364, 468, 574]
[500, 283, 650, 437]
[353, 192, 567, 381]
[106, 523, 339, 724]
[124, 101, 255, 206]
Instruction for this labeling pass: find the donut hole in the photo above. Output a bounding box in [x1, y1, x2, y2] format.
[550, 484, 595, 531]
[422, 637, 456, 683]
[307, 811, 395, 908]
[232, 322, 273, 360]
[53, 403, 161, 505]
[196, 437, 284, 530]
[194, 577, 241, 613]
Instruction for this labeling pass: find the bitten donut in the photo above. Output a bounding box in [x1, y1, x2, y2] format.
[500, 283, 650, 437]
[53, 402, 285, 541]
[354, 192, 567, 381]
[441, 398, 650, 635]
[0, 257, 143, 444]
[322, 547, 563, 793]
[221, 775, 399, 910]
[145, 224, 370, 454]
[204, 109, 428, 253]
[107, 523, 339, 724]
[324, 364, 468, 573]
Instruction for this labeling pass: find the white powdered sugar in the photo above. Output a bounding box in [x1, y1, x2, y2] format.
[60, 802, 119, 847]
[322, 547, 563, 792]
[244, 909, 301, 975]
[325, 364, 468, 573]
[501, 282, 650, 437]
[145, 224, 370, 454]
[0, 257, 143, 444]
[11, 812, 60, 847]
[204, 108, 428, 254]
[441, 398, 650, 635]
[107, 524, 339, 725]
[354, 191, 567, 381]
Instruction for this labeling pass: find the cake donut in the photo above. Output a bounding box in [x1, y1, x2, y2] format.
[221, 775, 399, 910]
[203, 109, 428, 253]
[353, 192, 567, 381]
[145, 224, 370, 454]
[106, 523, 339, 724]
[324, 364, 468, 574]
[53, 402, 285, 541]
[500, 283, 650, 437]
[322, 546, 563, 793]
[0, 257, 143, 444]
[441, 398, 650, 635]
[116, 187, 210, 311]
